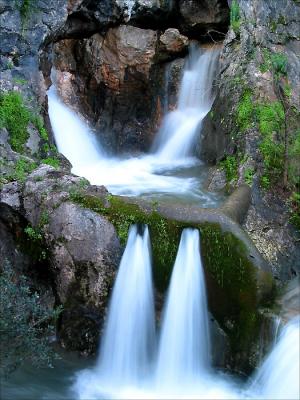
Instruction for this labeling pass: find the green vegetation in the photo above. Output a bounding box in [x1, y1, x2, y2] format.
[13, 77, 28, 86]
[259, 48, 288, 79]
[230, 0, 241, 34]
[236, 89, 255, 131]
[0, 91, 52, 154]
[67, 187, 274, 366]
[8, 158, 37, 183]
[18, 0, 37, 27]
[244, 167, 255, 185]
[221, 155, 238, 184]
[256, 102, 285, 189]
[0, 262, 61, 378]
[0, 91, 31, 153]
[24, 212, 50, 261]
[41, 157, 60, 169]
[271, 52, 288, 78]
[289, 192, 300, 232]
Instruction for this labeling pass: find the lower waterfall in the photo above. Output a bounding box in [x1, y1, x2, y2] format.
[73, 226, 300, 400]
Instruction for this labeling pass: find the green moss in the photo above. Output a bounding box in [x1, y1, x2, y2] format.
[67, 189, 275, 363]
[0, 91, 31, 152]
[259, 49, 288, 79]
[236, 90, 255, 131]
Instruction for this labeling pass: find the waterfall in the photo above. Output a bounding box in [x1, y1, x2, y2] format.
[96, 225, 155, 384]
[47, 85, 104, 169]
[73, 225, 155, 399]
[156, 228, 210, 387]
[152, 47, 219, 162]
[72, 226, 299, 400]
[47, 47, 222, 207]
[249, 316, 300, 400]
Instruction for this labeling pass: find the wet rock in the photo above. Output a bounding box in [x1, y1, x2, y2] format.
[53, 25, 164, 152]
[164, 57, 185, 111]
[25, 123, 41, 156]
[178, 0, 229, 37]
[12, 165, 122, 354]
[278, 277, 300, 323]
[159, 28, 189, 54]
[205, 166, 227, 192]
[200, 0, 300, 280]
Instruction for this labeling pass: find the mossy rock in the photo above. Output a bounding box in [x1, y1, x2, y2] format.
[68, 186, 275, 372]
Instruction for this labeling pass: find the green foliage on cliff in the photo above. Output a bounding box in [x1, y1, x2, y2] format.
[236, 90, 255, 131]
[7, 158, 37, 182]
[0, 91, 31, 153]
[256, 102, 285, 188]
[0, 91, 52, 155]
[230, 0, 241, 34]
[259, 49, 288, 79]
[0, 263, 61, 378]
[221, 155, 238, 184]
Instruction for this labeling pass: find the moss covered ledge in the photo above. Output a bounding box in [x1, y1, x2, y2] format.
[68, 184, 275, 372]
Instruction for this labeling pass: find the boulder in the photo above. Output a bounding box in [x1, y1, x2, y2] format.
[159, 28, 189, 54]
[1, 166, 122, 354]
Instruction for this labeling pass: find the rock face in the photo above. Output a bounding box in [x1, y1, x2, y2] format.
[179, 0, 229, 37]
[52, 24, 188, 152]
[199, 0, 300, 278]
[1, 166, 122, 354]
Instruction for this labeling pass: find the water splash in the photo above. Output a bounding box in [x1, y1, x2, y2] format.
[152, 47, 219, 162]
[249, 316, 300, 400]
[47, 47, 222, 207]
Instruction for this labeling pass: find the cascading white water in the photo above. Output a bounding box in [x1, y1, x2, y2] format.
[73, 226, 300, 400]
[152, 47, 219, 162]
[156, 228, 210, 387]
[97, 224, 155, 384]
[249, 316, 300, 400]
[47, 47, 222, 206]
[74, 225, 156, 399]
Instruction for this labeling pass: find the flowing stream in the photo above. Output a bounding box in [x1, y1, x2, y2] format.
[48, 46, 222, 207]
[3, 43, 299, 400]
[2, 228, 299, 399]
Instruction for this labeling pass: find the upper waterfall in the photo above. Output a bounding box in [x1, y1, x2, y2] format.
[152, 47, 219, 162]
[47, 46, 222, 207]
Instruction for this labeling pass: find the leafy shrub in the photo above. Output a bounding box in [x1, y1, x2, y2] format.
[0, 92, 31, 153]
[0, 262, 61, 378]
[271, 52, 288, 78]
[244, 167, 255, 185]
[221, 156, 238, 184]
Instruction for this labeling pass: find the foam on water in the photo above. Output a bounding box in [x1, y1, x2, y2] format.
[72, 228, 300, 400]
[47, 47, 221, 207]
